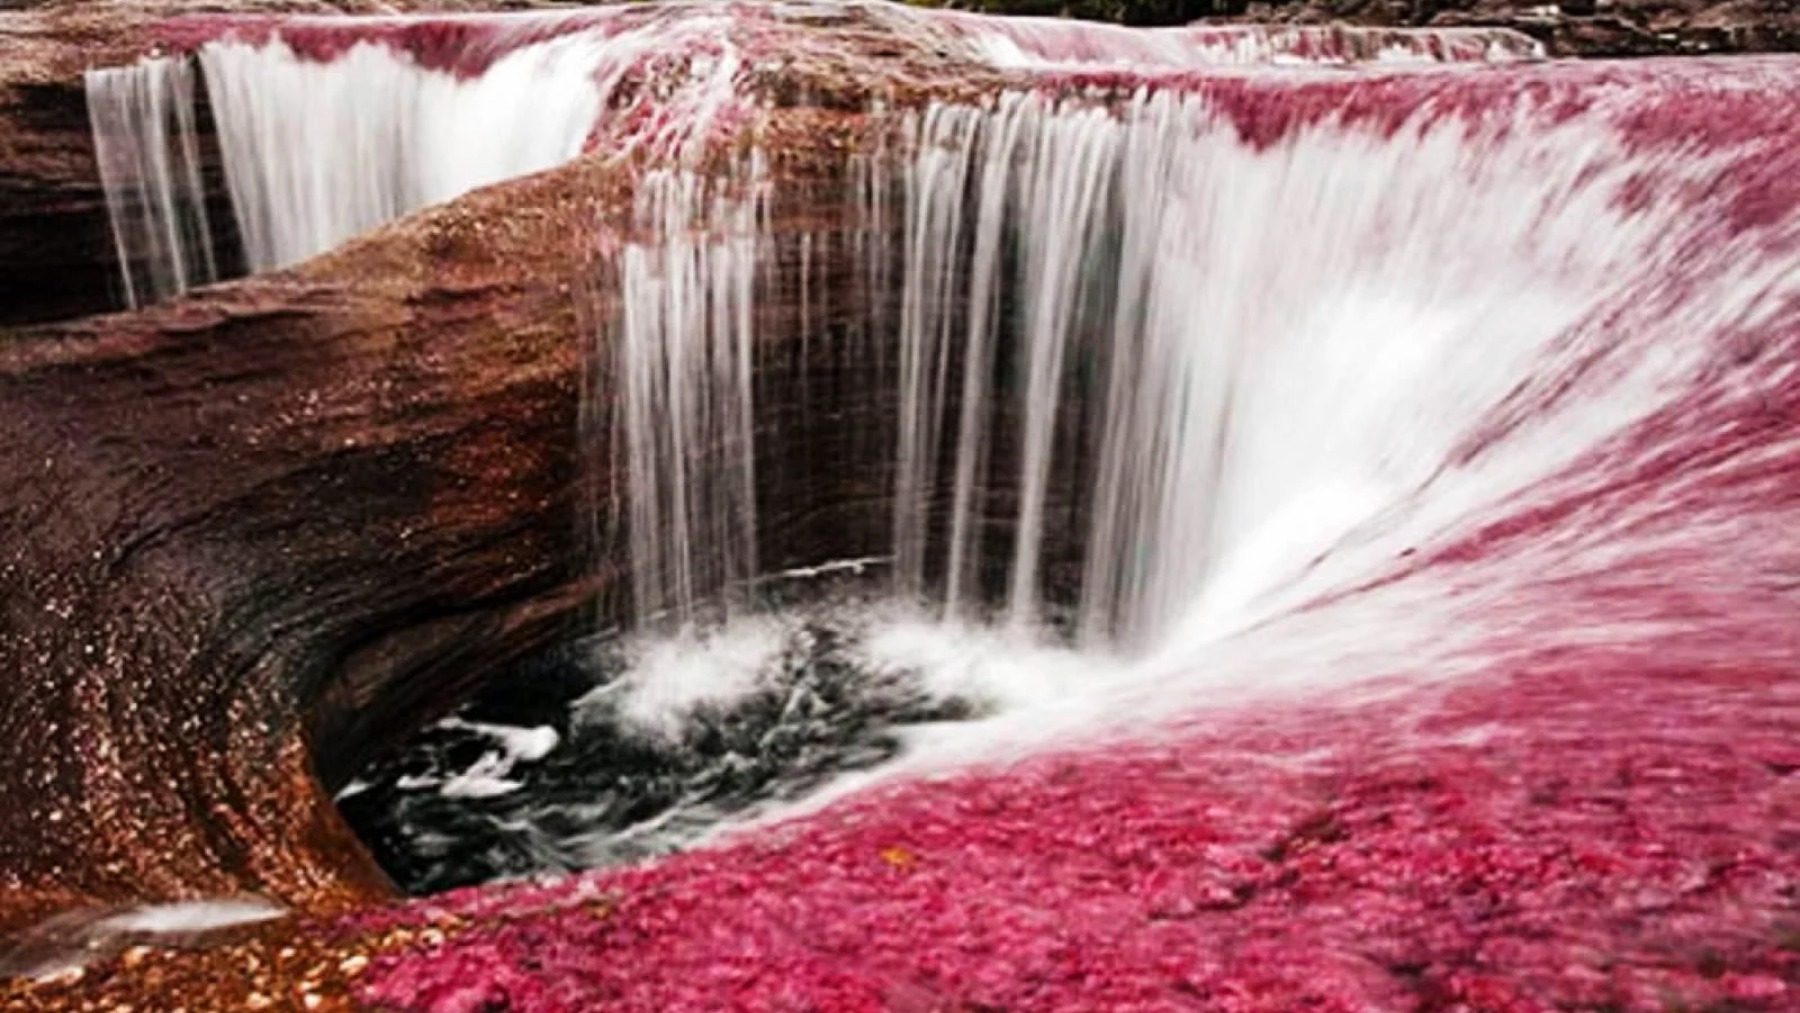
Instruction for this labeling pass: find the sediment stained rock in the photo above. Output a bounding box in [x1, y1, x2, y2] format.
[0, 160, 600, 935]
[0, 0, 1010, 937]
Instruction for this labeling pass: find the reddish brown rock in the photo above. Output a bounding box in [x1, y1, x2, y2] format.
[0, 62, 957, 947]
[0, 0, 1032, 945]
[0, 160, 595, 936]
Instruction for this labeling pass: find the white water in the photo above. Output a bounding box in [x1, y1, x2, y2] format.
[597, 82, 1745, 668]
[85, 2, 1543, 306]
[607, 165, 766, 629]
[75, 5, 1799, 892]
[592, 77, 1791, 779]
[89, 6, 755, 295]
[85, 57, 217, 307]
[198, 32, 608, 272]
[580, 614, 791, 741]
[884, 89, 1741, 655]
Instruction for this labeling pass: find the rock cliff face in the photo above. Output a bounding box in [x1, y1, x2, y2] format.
[0, 160, 593, 933]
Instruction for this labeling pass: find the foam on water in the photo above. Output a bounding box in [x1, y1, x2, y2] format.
[339, 592, 1018, 891]
[583, 617, 790, 741]
[853, 614, 1102, 713]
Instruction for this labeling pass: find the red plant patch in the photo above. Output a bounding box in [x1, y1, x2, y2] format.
[353, 661, 1797, 1012]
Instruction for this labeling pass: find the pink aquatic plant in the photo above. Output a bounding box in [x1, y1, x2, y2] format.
[354, 659, 1797, 1012]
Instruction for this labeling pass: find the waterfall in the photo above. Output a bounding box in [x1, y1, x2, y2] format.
[196, 30, 609, 273]
[607, 165, 766, 630]
[878, 78, 1784, 653]
[83, 6, 753, 298]
[83, 2, 1535, 308]
[80, 3, 1791, 922]
[79, 2, 1765, 666]
[576, 62, 1794, 661]
[85, 57, 217, 308]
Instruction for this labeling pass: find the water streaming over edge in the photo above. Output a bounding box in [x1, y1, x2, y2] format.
[83, 1, 1541, 298]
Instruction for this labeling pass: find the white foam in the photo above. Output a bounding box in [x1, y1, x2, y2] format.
[440, 718, 561, 763]
[438, 753, 527, 799]
[391, 719, 562, 798]
[582, 615, 789, 740]
[853, 613, 1105, 713]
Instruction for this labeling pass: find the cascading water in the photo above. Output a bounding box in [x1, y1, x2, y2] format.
[349, 58, 1800, 892]
[82, 1, 1534, 302]
[884, 81, 1739, 654]
[84, 5, 758, 289]
[78, 2, 1799, 925]
[196, 28, 612, 272]
[608, 165, 766, 630]
[84, 57, 217, 308]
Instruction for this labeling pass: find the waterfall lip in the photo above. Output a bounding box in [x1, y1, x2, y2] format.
[85, 0, 1560, 310]
[137, 0, 1547, 79]
[147, 7, 635, 80]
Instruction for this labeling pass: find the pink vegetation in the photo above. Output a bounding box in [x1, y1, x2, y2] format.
[353, 661, 1797, 1013]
